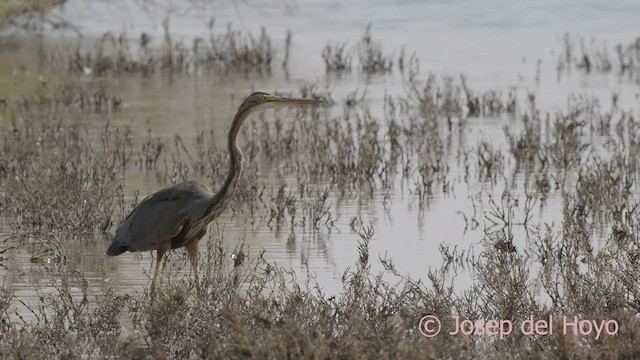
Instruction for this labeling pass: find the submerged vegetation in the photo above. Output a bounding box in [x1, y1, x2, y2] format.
[558, 32, 640, 81]
[0, 0, 65, 27]
[0, 11, 640, 359]
[323, 25, 392, 75]
[47, 20, 276, 76]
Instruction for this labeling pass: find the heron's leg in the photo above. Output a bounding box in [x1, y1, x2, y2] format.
[151, 241, 170, 295]
[185, 240, 201, 292]
[186, 229, 206, 293]
[151, 222, 186, 295]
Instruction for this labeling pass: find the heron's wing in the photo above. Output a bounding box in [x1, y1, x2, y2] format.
[110, 180, 214, 252]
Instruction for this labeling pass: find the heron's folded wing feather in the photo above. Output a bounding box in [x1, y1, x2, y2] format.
[111, 181, 213, 251]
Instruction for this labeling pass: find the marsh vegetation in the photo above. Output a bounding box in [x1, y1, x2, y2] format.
[1, 2, 640, 359]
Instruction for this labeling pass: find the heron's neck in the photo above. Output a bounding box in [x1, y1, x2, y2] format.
[224, 110, 246, 193]
[209, 107, 250, 213]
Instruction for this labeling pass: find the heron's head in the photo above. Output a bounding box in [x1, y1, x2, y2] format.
[240, 91, 322, 114]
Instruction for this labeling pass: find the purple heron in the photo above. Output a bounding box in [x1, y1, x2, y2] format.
[106, 92, 321, 293]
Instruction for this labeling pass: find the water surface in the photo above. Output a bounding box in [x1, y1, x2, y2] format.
[1, 0, 639, 318]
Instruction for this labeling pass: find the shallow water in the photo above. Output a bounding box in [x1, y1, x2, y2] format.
[1, 0, 640, 321]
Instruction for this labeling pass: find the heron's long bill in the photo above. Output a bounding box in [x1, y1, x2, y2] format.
[266, 95, 322, 106]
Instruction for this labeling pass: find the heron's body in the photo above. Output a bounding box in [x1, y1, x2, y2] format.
[106, 92, 320, 293]
[106, 180, 219, 255]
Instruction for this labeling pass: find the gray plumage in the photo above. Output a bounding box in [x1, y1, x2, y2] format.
[106, 180, 214, 256]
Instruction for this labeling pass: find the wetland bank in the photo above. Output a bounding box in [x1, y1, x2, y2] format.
[1, 0, 640, 358]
